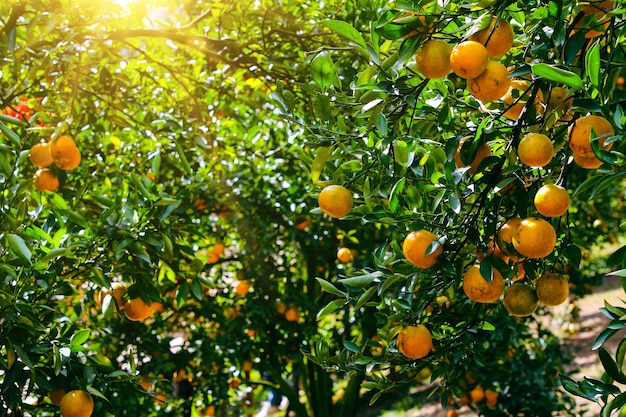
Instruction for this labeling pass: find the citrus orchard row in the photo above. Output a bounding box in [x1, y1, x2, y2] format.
[308, 0, 624, 412]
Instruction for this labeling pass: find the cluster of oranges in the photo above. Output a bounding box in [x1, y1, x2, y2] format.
[29, 135, 82, 192]
[415, 15, 513, 103]
[313, 2, 619, 372]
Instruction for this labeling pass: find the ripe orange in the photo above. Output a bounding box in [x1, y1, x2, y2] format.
[295, 216, 310, 230]
[485, 388, 499, 406]
[503, 80, 544, 120]
[546, 86, 574, 114]
[415, 40, 453, 79]
[467, 60, 511, 102]
[572, 1, 614, 38]
[455, 137, 492, 174]
[402, 230, 443, 268]
[469, 17, 514, 58]
[450, 41, 489, 79]
[124, 297, 154, 321]
[276, 300, 288, 315]
[51, 135, 81, 171]
[535, 272, 569, 306]
[212, 242, 226, 256]
[397, 324, 433, 360]
[318, 184, 353, 218]
[34, 169, 59, 192]
[568, 114, 615, 157]
[285, 305, 300, 322]
[462, 264, 505, 303]
[59, 390, 94, 417]
[337, 247, 352, 263]
[235, 281, 250, 296]
[534, 184, 570, 217]
[503, 283, 539, 317]
[573, 152, 603, 169]
[497, 218, 524, 261]
[447, 410, 460, 417]
[512, 218, 556, 259]
[517, 133, 554, 167]
[470, 385, 485, 402]
[29, 142, 54, 168]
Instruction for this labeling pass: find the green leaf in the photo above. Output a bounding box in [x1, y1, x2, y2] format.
[0, 120, 21, 146]
[393, 140, 409, 167]
[343, 340, 361, 353]
[70, 329, 91, 348]
[531, 63, 583, 89]
[316, 299, 346, 321]
[315, 278, 346, 298]
[355, 286, 377, 310]
[479, 257, 493, 283]
[338, 271, 383, 287]
[321, 20, 367, 50]
[593, 328, 618, 350]
[6, 234, 32, 264]
[585, 41, 601, 88]
[598, 347, 626, 384]
[311, 146, 333, 183]
[310, 52, 336, 90]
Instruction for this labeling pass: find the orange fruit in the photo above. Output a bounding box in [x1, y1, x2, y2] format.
[212, 242, 226, 256]
[534, 184, 570, 217]
[402, 230, 443, 268]
[337, 247, 352, 263]
[29, 142, 54, 168]
[503, 80, 545, 120]
[124, 297, 154, 321]
[535, 272, 569, 306]
[243, 359, 253, 372]
[276, 301, 288, 315]
[295, 216, 310, 230]
[450, 41, 489, 79]
[397, 324, 433, 360]
[517, 133, 554, 167]
[497, 218, 524, 261]
[546, 86, 574, 113]
[512, 218, 556, 259]
[51, 135, 81, 171]
[568, 114, 615, 157]
[462, 264, 505, 303]
[470, 385, 485, 402]
[59, 390, 94, 417]
[572, 1, 614, 38]
[49, 388, 66, 405]
[447, 410, 460, 417]
[573, 152, 603, 169]
[34, 169, 59, 192]
[469, 17, 514, 58]
[512, 262, 526, 281]
[485, 388, 499, 406]
[503, 283, 539, 317]
[415, 40, 453, 79]
[455, 137, 492, 174]
[285, 305, 300, 322]
[467, 60, 511, 102]
[318, 184, 353, 218]
[235, 281, 250, 296]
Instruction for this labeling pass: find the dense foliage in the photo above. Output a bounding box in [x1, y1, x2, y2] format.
[0, 0, 624, 416]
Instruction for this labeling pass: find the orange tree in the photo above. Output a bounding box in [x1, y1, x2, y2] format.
[1, 1, 625, 417]
[269, 0, 626, 415]
[0, 0, 391, 416]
